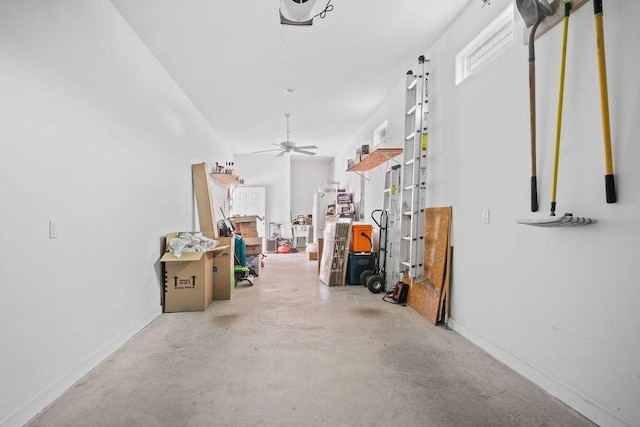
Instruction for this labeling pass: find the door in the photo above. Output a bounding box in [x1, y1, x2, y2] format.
[232, 187, 266, 237]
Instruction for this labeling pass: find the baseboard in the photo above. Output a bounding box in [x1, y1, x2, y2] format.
[447, 318, 633, 427]
[2, 306, 162, 427]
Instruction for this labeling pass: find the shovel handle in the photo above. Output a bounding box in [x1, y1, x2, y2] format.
[529, 60, 538, 212]
[527, 18, 543, 213]
[531, 176, 538, 213]
[594, 0, 617, 203]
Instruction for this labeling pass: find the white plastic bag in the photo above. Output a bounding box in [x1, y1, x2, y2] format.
[168, 232, 218, 257]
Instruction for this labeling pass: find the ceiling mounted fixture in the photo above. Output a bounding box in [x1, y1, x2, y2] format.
[279, 0, 333, 26]
[253, 114, 318, 157]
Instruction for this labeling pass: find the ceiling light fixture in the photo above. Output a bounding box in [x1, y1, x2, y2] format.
[283, 88, 295, 94]
[279, 0, 333, 26]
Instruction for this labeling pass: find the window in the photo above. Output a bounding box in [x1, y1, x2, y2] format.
[455, 4, 514, 85]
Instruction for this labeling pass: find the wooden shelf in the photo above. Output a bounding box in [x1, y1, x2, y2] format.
[348, 148, 403, 172]
[210, 173, 241, 186]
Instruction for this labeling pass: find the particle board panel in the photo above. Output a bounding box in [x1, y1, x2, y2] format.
[406, 280, 441, 325]
[424, 207, 452, 291]
[406, 206, 452, 325]
[523, 0, 589, 44]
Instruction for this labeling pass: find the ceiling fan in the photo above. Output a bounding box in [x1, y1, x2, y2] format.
[253, 114, 317, 157]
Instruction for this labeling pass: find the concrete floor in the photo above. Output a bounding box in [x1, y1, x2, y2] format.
[28, 252, 595, 427]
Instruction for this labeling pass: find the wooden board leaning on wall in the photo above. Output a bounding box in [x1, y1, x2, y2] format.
[405, 206, 453, 325]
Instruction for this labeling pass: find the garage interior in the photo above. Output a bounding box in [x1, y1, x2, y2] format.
[1, 1, 638, 426]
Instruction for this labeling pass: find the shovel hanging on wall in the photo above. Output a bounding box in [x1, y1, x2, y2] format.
[516, 0, 553, 212]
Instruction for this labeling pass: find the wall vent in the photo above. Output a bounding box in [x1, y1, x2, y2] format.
[373, 119, 389, 147]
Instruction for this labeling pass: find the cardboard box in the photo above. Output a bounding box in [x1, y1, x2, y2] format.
[161, 232, 228, 313]
[232, 215, 262, 238]
[243, 236, 262, 246]
[234, 215, 263, 223]
[192, 163, 219, 238]
[244, 236, 263, 256]
[212, 236, 235, 300]
[308, 251, 318, 261]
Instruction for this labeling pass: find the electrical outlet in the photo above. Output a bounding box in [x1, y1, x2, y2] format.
[49, 220, 58, 238]
[482, 209, 490, 224]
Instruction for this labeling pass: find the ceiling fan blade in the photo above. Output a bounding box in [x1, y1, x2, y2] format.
[253, 148, 283, 153]
[276, 150, 286, 157]
[293, 145, 318, 150]
[293, 149, 316, 156]
[272, 142, 284, 147]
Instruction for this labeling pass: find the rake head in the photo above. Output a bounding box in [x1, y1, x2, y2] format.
[516, 213, 596, 227]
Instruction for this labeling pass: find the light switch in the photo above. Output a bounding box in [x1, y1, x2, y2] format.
[49, 220, 58, 238]
[482, 209, 490, 224]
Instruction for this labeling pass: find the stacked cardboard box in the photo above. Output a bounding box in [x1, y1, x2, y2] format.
[159, 163, 239, 312]
[243, 236, 263, 256]
[232, 215, 262, 238]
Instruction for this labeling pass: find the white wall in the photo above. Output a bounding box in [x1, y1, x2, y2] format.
[0, 1, 232, 426]
[291, 157, 332, 219]
[233, 154, 332, 227]
[334, 78, 407, 228]
[233, 154, 292, 229]
[335, 1, 640, 426]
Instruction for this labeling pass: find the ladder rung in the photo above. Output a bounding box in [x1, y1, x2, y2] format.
[407, 78, 417, 90]
[405, 132, 416, 141]
[403, 211, 412, 216]
[403, 185, 413, 191]
[406, 105, 417, 116]
[401, 236, 412, 241]
[404, 158, 414, 166]
[400, 261, 412, 268]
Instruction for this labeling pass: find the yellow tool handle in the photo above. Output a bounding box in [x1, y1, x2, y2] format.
[594, 0, 617, 203]
[595, 15, 614, 176]
[551, 3, 571, 213]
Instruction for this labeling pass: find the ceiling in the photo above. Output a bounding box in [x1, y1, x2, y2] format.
[110, 0, 473, 158]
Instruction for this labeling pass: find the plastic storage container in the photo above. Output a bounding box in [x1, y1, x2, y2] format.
[346, 251, 376, 285]
[350, 223, 373, 252]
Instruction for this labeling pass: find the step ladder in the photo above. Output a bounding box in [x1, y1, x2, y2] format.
[383, 165, 402, 290]
[399, 56, 430, 282]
